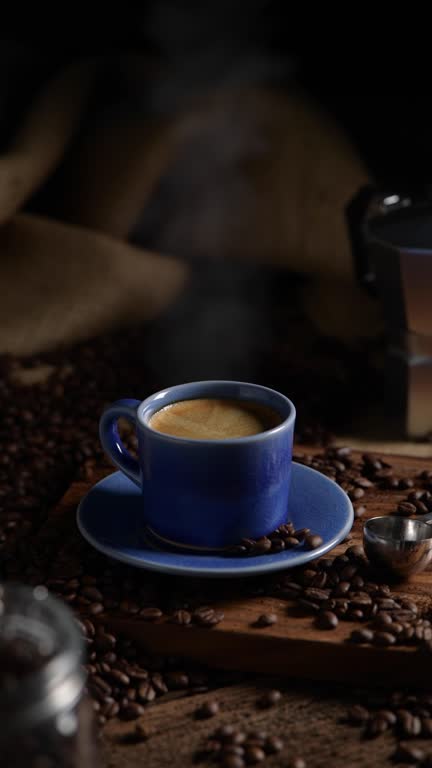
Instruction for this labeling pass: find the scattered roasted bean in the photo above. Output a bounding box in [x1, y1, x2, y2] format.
[139, 607, 163, 621]
[316, 611, 338, 630]
[394, 743, 425, 763]
[347, 705, 370, 724]
[196, 701, 220, 719]
[304, 534, 324, 550]
[255, 613, 277, 628]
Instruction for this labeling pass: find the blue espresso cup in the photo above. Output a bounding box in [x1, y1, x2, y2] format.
[99, 381, 296, 549]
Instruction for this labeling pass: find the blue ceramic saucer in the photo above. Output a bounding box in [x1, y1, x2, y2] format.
[76, 463, 353, 578]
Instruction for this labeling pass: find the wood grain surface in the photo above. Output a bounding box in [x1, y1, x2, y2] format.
[53, 451, 432, 687]
[101, 681, 402, 768]
[43, 447, 432, 766]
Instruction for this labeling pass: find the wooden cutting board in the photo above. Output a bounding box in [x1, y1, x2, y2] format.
[43, 449, 432, 687]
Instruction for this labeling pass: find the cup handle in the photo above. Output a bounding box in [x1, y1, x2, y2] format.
[99, 399, 141, 487]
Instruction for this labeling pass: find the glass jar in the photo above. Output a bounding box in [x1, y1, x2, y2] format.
[0, 583, 100, 768]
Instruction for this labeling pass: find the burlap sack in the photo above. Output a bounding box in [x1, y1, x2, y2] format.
[0, 54, 380, 355]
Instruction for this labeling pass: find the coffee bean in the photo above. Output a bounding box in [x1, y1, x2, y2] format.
[334, 600, 349, 618]
[395, 501, 417, 517]
[376, 709, 397, 725]
[373, 631, 396, 646]
[422, 717, 432, 736]
[80, 586, 102, 602]
[350, 594, 372, 609]
[353, 507, 367, 524]
[255, 613, 277, 628]
[244, 746, 265, 764]
[405, 714, 422, 737]
[216, 725, 236, 741]
[88, 602, 104, 615]
[346, 609, 364, 621]
[316, 611, 338, 630]
[399, 478, 415, 489]
[377, 598, 400, 610]
[151, 672, 168, 695]
[285, 537, 301, 548]
[408, 490, 424, 501]
[94, 631, 116, 653]
[251, 537, 272, 555]
[297, 599, 320, 614]
[222, 756, 244, 768]
[393, 612, 416, 624]
[303, 587, 330, 603]
[223, 746, 245, 757]
[126, 666, 149, 682]
[270, 538, 285, 552]
[246, 730, 267, 743]
[347, 705, 370, 724]
[339, 564, 357, 581]
[258, 689, 281, 708]
[91, 675, 112, 695]
[137, 682, 157, 702]
[164, 671, 189, 690]
[394, 743, 425, 763]
[120, 599, 140, 615]
[414, 500, 429, 514]
[302, 569, 318, 585]
[355, 476, 373, 488]
[401, 600, 418, 614]
[140, 607, 163, 621]
[362, 452, 381, 469]
[108, 669, 130, 687]
[196, 700, 220, 719]
[194, 607, 224, 627]
[349, 488, 365, 501]
[216, 727, 246, 745]
[293, 528, 310, 541]
[334, 556, 350, 572]
[311, 572, 328, 588]
[350, 629, 374, 644]
[366, 716, 388, 737]
[288, 759, 307, 768]
[170, 609, 192, 625]
[103, 700, 120, 719]
[121, 703, 145, 720]
[304, 534, 323, 550]
[227, 545, 248, 556]
[374, 612, 392, 629]
[333, 581, 350, 596]
[264, 736, 284, 754]
[346, 545, 366, 561]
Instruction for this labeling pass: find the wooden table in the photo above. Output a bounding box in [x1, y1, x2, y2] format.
[102, 681, 398, 768]
[53, 448, 432, 767]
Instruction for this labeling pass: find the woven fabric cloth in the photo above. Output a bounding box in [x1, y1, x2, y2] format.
[0, 52, 378, 354]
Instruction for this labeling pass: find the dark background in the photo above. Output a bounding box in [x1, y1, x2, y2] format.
[2, 4, 431, 191]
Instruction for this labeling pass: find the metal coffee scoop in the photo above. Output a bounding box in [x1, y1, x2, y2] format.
[363, 511, 432, 579]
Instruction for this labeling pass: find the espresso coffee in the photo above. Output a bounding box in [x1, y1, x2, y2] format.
[148, 398, 282, 440]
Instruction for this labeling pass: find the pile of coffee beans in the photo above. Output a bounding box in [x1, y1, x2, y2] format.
[1, 330, 431, 767]
[0, 333, 154, 566]
[345, 690, 432, 763]
[393, 489, 432, 518]
[227, 524, 323, 557]
[269, 542, 432, 650]
[195, 723, 304, 767]
[293, 447, 402, 497]
[76, 616, 225, 726]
